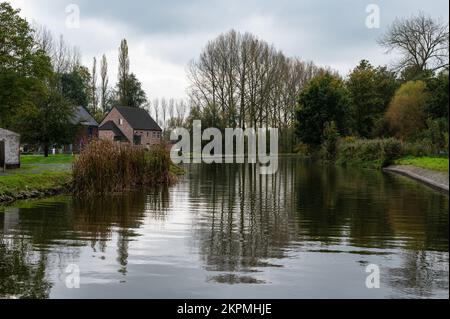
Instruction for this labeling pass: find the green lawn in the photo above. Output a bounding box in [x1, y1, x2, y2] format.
[21, 154, 76, 165]
[395, 156, 449, 172]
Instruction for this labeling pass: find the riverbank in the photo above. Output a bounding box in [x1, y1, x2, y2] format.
[0, 171, 72, 204]
[384, 164, 449, 193]
[0, 155, 73, 205]
[1, 150, 183, 205]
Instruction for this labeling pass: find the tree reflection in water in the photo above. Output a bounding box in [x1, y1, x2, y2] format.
[186, 159, 448, 292]
[0, 187, 170, 298]
[0, 158, 448, 298]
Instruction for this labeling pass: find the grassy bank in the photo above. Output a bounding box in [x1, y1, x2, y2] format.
[1, 148, 181, 203]
[395, 156, 449, 172]
[0, 170, 71, 201]
[1, 154, 74, 202]
[331, 137, 449, 172]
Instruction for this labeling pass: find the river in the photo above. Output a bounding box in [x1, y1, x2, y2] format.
[0, 158, 448, 299]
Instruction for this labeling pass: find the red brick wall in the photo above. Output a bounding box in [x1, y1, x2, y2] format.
[134, 130, 162, 148]
[100, 108, 134, 142]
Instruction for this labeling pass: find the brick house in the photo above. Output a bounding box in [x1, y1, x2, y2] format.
[99, 106, 162, 148]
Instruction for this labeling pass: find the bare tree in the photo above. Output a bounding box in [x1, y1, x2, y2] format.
[187, 30, 326, 131]
[379, 13, 449, 72]
[168, 98, 175, 120]
[152, 98, 160, 126]
[91, 57, 98, 112]
[117, 39, 130, 104]
[32, 23, 54, 54]
[161, 97, 167, 133]
[32, 24, 81, 73]
[176, 100, 187, 126]
[100, 54, 109, 113]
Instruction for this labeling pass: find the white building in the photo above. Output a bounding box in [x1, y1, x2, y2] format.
[0, 128, 21, 170]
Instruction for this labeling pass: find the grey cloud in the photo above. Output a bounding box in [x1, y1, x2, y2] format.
[10, 0, 449, 98]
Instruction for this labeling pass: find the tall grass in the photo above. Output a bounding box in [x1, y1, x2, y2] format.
[72, 140, 174, 195]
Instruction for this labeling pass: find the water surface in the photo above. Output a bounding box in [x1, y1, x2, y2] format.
[1, 158, 448, 299]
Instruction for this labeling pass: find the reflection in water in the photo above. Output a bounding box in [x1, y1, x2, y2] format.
[0, 158, 448, 299]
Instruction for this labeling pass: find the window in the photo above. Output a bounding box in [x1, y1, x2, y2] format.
[119, 119, 123, 126]
[133, 135, 142, 145]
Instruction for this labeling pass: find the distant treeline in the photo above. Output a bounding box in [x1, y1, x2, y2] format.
[184, 13, 448, 155]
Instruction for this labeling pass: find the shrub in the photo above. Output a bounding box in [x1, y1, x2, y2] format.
[72, 140, 174, 195]
[294, 142, 311, 156]
[336, 138, 404, 168]
[386, 81, 429, 140]
[403, 140, 436, 157]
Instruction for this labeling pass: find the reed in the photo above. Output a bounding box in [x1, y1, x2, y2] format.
[72, 140, 174, 195]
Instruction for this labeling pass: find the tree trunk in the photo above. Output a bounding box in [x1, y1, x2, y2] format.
[44, 145, 49, 157]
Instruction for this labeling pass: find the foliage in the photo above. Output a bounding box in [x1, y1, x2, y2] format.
[115, 39, 147, 108]
[100, 54, 109, 112]
[336, 138, 404, 168]
[295, 73, 351, 148]
[386, 81, 429, 140]
[116, 73, 147, 107]
[346, 60, 398, 137]
[0, 2, 53, 128]
[321, 121, 339, 161]
[424, 69, 449, 120]
[60, 66, 91, 106]
[395, 156, 449, 172]
[293, 142, 311, 156]
[72, 140, 173, 195]
[14, 78, 79, 156]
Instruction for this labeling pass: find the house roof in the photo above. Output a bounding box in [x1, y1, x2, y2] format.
[115, 106, 162, 131]
[71, 106, 99, 127]
[99, 121, 129, 141]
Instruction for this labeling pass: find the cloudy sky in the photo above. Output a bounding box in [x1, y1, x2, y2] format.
[7, 0, 449, 100]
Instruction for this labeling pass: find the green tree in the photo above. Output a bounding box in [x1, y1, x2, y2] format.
[115, 39, 147, 108]
[295, 74, 351, 147]
[346, 60, 398, 137]
[15, 78, 78, 157]
[0, 2, 52, 128]
[125, 73, 147, 107]
[60, 66, 91, 106]
[117, 39, 130, 105]
[424, 69, 449, 120]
